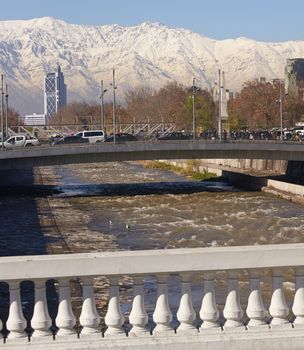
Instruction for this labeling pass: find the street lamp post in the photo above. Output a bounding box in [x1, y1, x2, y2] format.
[5, 84, 8, 138]
[277, 80, 288, 141]
[279, 89, 283, 141]
[192, 77, 196, 140]
[100, 80, 107, 132]
[218, 69, 222, 142]
[111, 69, 117, 144]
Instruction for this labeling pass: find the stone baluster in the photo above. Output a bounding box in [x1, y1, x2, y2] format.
[223, 271, 244, 328]
[79, 277, 100, 335]
[152, 274, 173, 335]
[31, 279, 52, 337]
[246, 271, 268, 328]
[129, 276, 149, 336]
[176, 273, 197, 333]
[6, 281, 26, 339]
[104, 277, 125, 336]
[292, 268, 304, 326]
[269, 269, 290, 327]
[55, 279, 76, 336]
[199, 273, 220, 330]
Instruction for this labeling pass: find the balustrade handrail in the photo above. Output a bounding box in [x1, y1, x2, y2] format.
[1, 243, 303, 281]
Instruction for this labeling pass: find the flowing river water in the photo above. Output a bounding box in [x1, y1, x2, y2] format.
[1, 161, 304, 329]
[48, 161, 304, 251]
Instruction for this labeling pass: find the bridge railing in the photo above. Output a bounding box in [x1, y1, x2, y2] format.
[0, 244, 303, 345]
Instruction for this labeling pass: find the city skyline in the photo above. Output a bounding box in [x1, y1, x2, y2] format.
[1, 0, 304, 42]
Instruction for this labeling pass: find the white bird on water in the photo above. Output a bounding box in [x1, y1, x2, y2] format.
[126, 224, 130, 229]
[109, 220, 113, 226]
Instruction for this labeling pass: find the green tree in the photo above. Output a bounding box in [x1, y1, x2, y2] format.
[183, 89, 215, 132]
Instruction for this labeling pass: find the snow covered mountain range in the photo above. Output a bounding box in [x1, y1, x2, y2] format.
[0, 17, 304, 115]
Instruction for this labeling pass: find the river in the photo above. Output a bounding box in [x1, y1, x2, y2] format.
[46, 161, 304, 252]
[1, 161, 303, 328]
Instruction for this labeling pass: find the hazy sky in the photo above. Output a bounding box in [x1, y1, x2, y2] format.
[1, 0, 304, 42]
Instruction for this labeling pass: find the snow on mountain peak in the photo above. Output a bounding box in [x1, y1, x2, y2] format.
[0, 17, 304, 115]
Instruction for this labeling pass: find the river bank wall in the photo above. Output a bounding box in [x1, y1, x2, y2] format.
[159, 159, 304, 205]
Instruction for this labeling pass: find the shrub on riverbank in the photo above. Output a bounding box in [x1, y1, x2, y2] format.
[142, 160, 218, 181]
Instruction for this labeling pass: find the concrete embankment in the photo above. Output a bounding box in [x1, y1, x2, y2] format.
[161, 159, 304, 205]
[223, 171, 304, 205]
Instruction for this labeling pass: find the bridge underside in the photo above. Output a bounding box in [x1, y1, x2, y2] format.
[1, 141, 304, 170]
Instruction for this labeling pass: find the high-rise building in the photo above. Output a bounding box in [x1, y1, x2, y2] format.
[285, 58, 304, 97]
[44, 65, 67, 117]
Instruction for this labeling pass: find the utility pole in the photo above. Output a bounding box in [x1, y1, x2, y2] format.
[100, 80, 107, 133]
[192, 77, 196, 140]
[5, 84, 8, 138]
[279, 80, 283, 141]
[1, 75, 4, 150]
[112, 69, 117, 144]
[218, 69, 222, 142]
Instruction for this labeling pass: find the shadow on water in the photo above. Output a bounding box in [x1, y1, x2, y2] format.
[0, 180, 239, 198]
[54, 180, 239, 198]
[0, 169, 64, 336]
[0, 169, 49, 256]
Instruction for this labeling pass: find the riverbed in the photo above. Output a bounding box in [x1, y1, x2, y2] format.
[0, 161, 303, 326]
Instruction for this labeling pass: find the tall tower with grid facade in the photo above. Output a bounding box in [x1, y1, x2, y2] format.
[44, 65, 67, 117]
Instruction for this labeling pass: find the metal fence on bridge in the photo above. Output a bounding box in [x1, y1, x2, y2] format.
[7, 122, 177, 141]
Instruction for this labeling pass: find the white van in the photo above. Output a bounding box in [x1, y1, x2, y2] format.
[75, 130, 105, 143]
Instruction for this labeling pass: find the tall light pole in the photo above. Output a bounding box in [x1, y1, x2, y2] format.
[111, 69, 117, 144]
[100, 80, 107, 132]
[277, 80, 287, 141]
[218, 69, 222, 142]
[1, 75, 4, 150]
[192, 77, 196, 140]
[5, 84, 8, 138]
[280, 82, 283, 141]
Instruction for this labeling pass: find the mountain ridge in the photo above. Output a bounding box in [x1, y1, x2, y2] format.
[0, 17, 303, 115]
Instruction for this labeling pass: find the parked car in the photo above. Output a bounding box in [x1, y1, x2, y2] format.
[4, 134, 41, 149]
[51, 134, 89, 145]
[157, 132, 192, 140]
[105, 133, 138, 142]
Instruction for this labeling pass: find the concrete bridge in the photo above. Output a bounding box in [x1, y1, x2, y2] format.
[1, 244, 304, 349]
[1, 140, 304, 170]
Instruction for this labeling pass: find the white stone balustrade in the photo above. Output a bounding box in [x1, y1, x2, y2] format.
[200, 273, 219, 329]
[246, 271, 267, 328]
[0, 244, 304, 349]
[6, 281, 26, 339]
[129, 276, 148, 336]
[104, 277, 125, 336]
[269, 269, 291, 327]
[79, 277, 100, 335]
[223, 271, 244, 328]
[292, 268, 304, 326]
[56, 278, 76, 336]
[176, 273, 197, 333]
[31, 279, 52, 337]
[152, 274, 173, 334]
